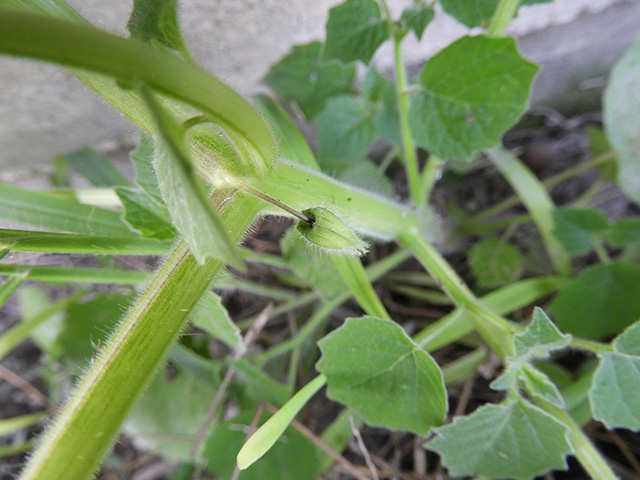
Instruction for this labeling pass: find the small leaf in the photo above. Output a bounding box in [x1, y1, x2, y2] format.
[316, 316, 447, 435]
[605, 218, 640, 248]
[206, 412, 320, 480]
[127, 0, 190, 56]
[323, 0, 390, 64]
[191, 291, 244, 353]
[513, 307, 571, 360]
[604, 32, 640, 204]
[316, 96, 376, 169]
[552, 208, 609, 254]
[590, 321, 640, 430]
[468, 237, 523, 288]
[297, 207, 368, 256]
[520, 363, 565, 407]
[409, 35, 539, 160]
[263, 41, 355, 119]
[550, 262, 640, 338]
[428, 396, 572, 480]
[400, 3, 434, 40]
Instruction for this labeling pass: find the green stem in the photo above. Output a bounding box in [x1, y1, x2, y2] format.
[19, 192, 261, 480]
[570, 337, 615, 355]
[398, 228, 516, 359]
[470, 151, 616, 225]
[487, 0, 520, 37]
[535, 400, 619, 480]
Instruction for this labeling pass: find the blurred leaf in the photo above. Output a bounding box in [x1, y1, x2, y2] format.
[375, 83, 403, 148]
[520, 363, 565, 407]
[323, 0, 390, 64]
[0, 183, 134, 238]
[264, 41, 355, 119]
[400, 3, 434, 40]
[279, 227, 343, 298]
[550, 262, 640, 338]
[230, 359, 292, 409]
[513, 308, 571, 360]
[409, 36, 538, 160]
[469, 237, 523, 288]
[604, 32, 640, 204]
[253, 94, 318, 169]
[317, 316, 447, 435]
[55, 293, 131, 369]
[205, 412, 319, 480]
[126, 367, 218, 461]
[191, 291, 244, 353]
[428, 396, 571, 480]
[606, 218, 640, 248]
[336, 160, 394, 198]
[360, 66, 389, 102]
[127, 0, 189, 56]
[316, 96, 376, 169]
[590, 321, 640, 430]
[58, 147, 131, 187]
[552, 208, 608, 254]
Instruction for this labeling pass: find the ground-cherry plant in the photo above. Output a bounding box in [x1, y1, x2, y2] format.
[0, 0, 639, 479]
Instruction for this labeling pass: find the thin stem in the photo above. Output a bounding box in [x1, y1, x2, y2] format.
[380, 0, 421, 205]
[228, 178, 312, 224]
[471, 151, 616, 224]
[419, 155, 443, 205]
[487, 0, 520, 37]
[570, 337, 615, 355]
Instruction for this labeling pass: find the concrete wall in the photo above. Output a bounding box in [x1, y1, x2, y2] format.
[0, 0, 638, 172]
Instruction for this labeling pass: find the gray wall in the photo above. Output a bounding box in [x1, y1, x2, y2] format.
[0, 0, 637, 172]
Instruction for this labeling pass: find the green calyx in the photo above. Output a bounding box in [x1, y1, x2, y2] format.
[296, 207, 367, 256]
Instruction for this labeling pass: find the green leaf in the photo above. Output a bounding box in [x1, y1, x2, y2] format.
[590, 321, 640, 430]
[428, 396, 572, 480]
[0, 183, 134, 238]
[125, 367, 219, 461]
[604, 32, 640, 204]
[296, 207, 368, 256]
[552, 208, 609, 254]
[141, 87, 245, 269]
[375, 84, 403, 148]
[323, 0, 390, 64]
[440, 0, 552, 28]
[55, 293, 132, 369]
[606, 218, 640, 248]
[550, 262, 640, 338]
[191, 291, 244, 353]
[400, 3, 434, 40]
[360, 66, 389, 103]
[58, 147, 131, 187]
[316, 96, 376, 169]
[115, 135, 174, 238]
[468, 237, 523, 288]
[513, 307, 572, 360]
[127, 0, 189, 56]
[264, 41, 355, 119]
[409, 35, 539, 160]
[316, 316, 447, 435]
[205, 412, 320, 480]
